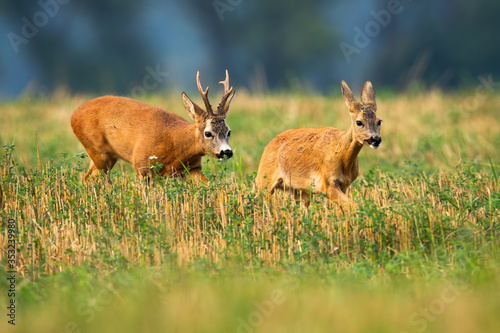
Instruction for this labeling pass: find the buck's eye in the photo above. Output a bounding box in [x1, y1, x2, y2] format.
[377, 120, 382, 126]
[227, 131, 231, 138]
[204, 132, 213, 138]
[356, 121, 363, 127]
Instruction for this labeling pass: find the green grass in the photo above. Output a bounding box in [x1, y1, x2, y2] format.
[1, 90, 499, 332]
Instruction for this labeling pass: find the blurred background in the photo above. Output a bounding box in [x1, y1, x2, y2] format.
[1, 0, 500, 98]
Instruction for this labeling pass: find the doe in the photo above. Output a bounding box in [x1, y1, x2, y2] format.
[255, 80, 382, 203]
[71, 70, 235, 181]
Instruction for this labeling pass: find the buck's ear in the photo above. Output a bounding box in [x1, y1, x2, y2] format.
[341, 80, 357, 111]
[182, 92, 206, 121]
[361, 81, 376, 110]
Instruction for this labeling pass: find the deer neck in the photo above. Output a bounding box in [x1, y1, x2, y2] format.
[333, 126, 363, 172]
[175, 123, 207, 160]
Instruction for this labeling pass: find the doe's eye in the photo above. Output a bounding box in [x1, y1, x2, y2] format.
[356, 121, 363, 127]
[377, 120, 382, 126]
[227, 131, 231, 138]
[204, 132, 213, 138]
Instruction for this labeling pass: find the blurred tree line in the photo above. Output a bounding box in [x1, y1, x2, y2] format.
[1, 0, 499, 96]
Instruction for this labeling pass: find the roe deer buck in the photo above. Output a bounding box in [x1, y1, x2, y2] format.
[71, 70, 235, 182]
[255, 80, 382, 203]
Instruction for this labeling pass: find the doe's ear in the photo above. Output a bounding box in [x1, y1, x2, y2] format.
[182, 92, 206, 121]
[361, 81, 376, 110]
[341, 80, 357, 111]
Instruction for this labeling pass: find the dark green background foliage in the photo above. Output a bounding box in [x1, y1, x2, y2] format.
[1, 0, 500, 96]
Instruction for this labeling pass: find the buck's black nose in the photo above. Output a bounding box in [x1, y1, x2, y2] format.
[372, 136, 381, 146]
[217, 150, 233, 159]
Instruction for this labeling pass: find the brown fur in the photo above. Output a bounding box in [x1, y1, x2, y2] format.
[255, 80, 382, 203]
[71, 71, 235, 182]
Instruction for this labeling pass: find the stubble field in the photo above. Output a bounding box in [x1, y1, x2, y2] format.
[1, 89, 499, 332]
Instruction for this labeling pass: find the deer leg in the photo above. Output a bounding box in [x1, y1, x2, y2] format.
[133, 156, 150, 178]
[326, 185, 350, 202]
[268, 177, 283, 194]
[84, 152, 117, 182]
[187, 167, 207, 181]
[326, 185, 354, 214]
[84, 160, 98, 181]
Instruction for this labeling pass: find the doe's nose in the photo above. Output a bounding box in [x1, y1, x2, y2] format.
[372, 136, 382, 145]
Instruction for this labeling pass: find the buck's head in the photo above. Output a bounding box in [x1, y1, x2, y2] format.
[341, 80, 382, 149]
[182, 70, 235, 159]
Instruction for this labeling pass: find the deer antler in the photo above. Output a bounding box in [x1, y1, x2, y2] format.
[217, 69, 234, 116]
[197, 71, 214, 115]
